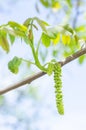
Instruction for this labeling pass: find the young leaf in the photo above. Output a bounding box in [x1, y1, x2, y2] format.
[3, 26, 26, 38]
[62, 24, 74, 34]
[8, 56, 22, 74]
[52, 2, 61, 12]
[52, 33, 60, 45]
[78, 55, 85, 64]
[66, 0, 72, 7]
[24, 36, 30, 44]
[8, 21, 27, 32]
[14, 30, 26, 37]
[23, 18, 32, 27]
[75, 25, 85, 32]
[74, 34, 78, 43]
[35, 17, 47, 32]
[0, 36, 9, 53]
[39, 20, 49, 26]
[62, 35, 71, 45]
[28, 29, 34, 42]
[0, 30, 9, 53]
[0, 95, 4, 105]
[3, 27, 17, 36]
[47, 27, 59, 38]
[40, 0, 50, 7]
[52, 49, 58, 57]
[9, 34, 15, 44]
[41, 33, 50, 47]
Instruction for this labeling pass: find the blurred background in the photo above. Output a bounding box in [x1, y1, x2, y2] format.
[0, 0, 86, 130]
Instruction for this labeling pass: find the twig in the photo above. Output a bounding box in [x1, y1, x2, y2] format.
[0, 47, 86, 95]
[0, 72, 46, 95]
[60, 47, 86, 66]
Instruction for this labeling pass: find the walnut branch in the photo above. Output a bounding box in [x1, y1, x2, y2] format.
[0, 47, 86, 95]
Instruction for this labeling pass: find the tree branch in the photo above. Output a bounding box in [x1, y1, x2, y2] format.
[0, 47, 86, 95]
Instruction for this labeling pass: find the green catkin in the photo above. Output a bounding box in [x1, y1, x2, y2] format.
[53, 63, 64, 115]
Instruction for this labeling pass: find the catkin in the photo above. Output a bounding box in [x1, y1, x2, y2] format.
[53, 63, 64, 115]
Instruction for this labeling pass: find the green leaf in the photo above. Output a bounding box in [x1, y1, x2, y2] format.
[78, 55, 85, 64]
[8, 56, 22, 74]
[75, 26, 85, 32]
[39, 20, 49, 26]
[0, 95, 4, 105]
[35, 17, 47, 32]
[52, 33, 60, 44]
[7, 21, 27, 38]
[0, 36, 9, 53]
[8, 21, 27, 32]
[62, 34, 71, 45]
[66, 0, 72, 7]
[3, 27, 17, 36]
[23, 18, 32, 27]
[52, 1, 61, 10]
[47, 27, 58, 38]
[14, 30, 26, 37]
[3, 26, 26, 38]
[62, 24, 74, 34]
[24, 36, 30, 44]
[41, 33, 50, 47]
[9, 34, 15, 44]
[28, 29, 34, 42]
[0, 30, 9, 53]
[52, 49, 58, 57]
[40, 0, 50, 7]
[74, 34, 78, 43]
[63, 51, 71, 57]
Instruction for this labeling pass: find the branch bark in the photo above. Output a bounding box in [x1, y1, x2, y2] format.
[0, 47, 86, 95]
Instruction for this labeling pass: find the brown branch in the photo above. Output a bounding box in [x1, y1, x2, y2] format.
[0, 47, 86, 95]
[60, 47, 86, 66]
[0, 72, 46, 95]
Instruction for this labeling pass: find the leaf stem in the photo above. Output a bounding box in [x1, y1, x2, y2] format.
[22, 58, 35, 65]
[36, 37, 41, 56]
[29, 40, 47, 72]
